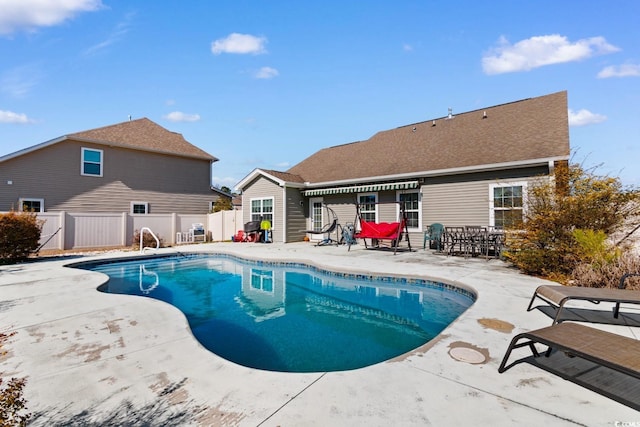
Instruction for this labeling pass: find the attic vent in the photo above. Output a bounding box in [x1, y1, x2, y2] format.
[447, 108, 454, 119]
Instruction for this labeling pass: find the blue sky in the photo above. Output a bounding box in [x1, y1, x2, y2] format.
[1, 0, 639, 189]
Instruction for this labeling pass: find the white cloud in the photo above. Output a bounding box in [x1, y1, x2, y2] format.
[275, 161, 290, 168]
[163, 111, 201, 122]
[0, 110, 32, 123]
[255, 66, 279, 79]
[597, 64, 640, 78]
[212, 175, 240, 186]
[568, 108, 607, 127]
[1, 64, 42, 98]
[482, 34, 620, 75]
[211, 33, 267, 55]
[0, 0, 103, 35]
[83, 11, 135, 56]
[403, 43, 413, 52]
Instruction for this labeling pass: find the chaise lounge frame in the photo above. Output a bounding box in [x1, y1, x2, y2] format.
[499, 322, 640, 410]
[527, 273, 640, 324]
[498, 322, 640, 380]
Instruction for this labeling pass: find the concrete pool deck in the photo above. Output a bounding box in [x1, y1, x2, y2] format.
[1, 242, 639, 426]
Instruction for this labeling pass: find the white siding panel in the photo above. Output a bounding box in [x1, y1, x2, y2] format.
[37, 212, 63, 250]
[71, 213, 123, 248]
[208, 210, 242, 242]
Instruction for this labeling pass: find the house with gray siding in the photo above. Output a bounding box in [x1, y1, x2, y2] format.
[0, 118, 224, 214]
[236, 91, 570, 244]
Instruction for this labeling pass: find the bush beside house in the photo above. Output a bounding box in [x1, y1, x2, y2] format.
[505, 162, 640, 287]
[0, 212, 42, 265]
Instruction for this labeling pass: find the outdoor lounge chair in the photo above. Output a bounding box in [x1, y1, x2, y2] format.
[423, 223, 444, 251]
[498, 322, 640, 407]
[527, 273, 640, 324]
[498, 322, 640, 375]
[304, 205, 340, 246]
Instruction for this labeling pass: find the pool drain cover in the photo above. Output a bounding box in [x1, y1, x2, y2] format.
[449, 347, 486, 364]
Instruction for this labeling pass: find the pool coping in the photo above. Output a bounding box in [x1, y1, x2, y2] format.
[1, 242, 639, 425]
[70, 250, 479, 302]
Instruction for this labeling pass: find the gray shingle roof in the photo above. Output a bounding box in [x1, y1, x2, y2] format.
[260, 169, 306, 183]
[287, 91, 569, 184]
[70, 118, 217, 161]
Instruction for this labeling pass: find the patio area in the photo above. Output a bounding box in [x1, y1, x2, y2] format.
[1, 242, 638, 426]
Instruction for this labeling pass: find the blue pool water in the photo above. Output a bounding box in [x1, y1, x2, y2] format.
[77, 254, 474, 372]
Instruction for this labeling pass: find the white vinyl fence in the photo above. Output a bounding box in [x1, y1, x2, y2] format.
[7, 209, 243, 251]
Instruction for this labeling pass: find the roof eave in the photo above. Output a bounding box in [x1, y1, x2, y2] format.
[0, 136, 68, 163]
[0, 135, 218, 163]
[303, 156, 568, 188]
[210, 186, 233, 197]
[69, 136, 218, 161]
[235, 168, 306, 191]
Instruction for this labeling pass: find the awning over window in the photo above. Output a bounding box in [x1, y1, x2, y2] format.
[303, 180, 419, 197]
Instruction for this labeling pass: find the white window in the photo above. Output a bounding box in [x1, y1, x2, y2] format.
[489, 182, 527, 228]
[397, 190, 420, 230]
[81, 147, 103, 177]
[131, 202, 149, 214]
[251, 197, 274, 224]
[19, 198, 44, 212]
[357, 193, 377, 222]
[250, 268, 274, 293]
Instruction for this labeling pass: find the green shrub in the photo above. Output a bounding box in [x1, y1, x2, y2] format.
[572, 229, 620, 267]
[0, 212, 42, 265]
[211, 197, 233, 213]
[0, 332, 30, 426]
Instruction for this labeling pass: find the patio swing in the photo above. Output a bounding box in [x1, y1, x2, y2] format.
[348, 202, 412, 254]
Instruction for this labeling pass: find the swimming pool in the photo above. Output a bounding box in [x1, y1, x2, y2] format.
[76, 254, 474, 372]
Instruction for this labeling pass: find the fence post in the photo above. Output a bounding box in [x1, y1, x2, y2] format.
[120, 212, 127, 246]
[171, 213, 177, 245]
[59, 211, 66, 250]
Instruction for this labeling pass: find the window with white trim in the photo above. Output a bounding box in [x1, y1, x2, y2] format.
[131, 202, 149, 214]
[250, 268, 274, 293]
[397, 190, 420, 230]
[81, 147, 103, 177]
[19, 198, 44, 212]
[490, 182, 527, 228]
[251, 197, 274, 224]
[357, 193, 377, 222]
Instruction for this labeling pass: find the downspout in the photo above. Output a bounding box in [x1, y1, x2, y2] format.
[209, 160, 214, 188]
[282, 185, 287, 243]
